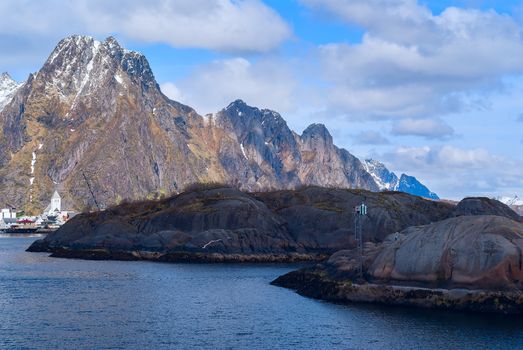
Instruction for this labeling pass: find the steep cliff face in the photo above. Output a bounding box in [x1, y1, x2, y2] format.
[0, 35, 434, 212]
[212, 100, 302, 190]
[214, 102, 378, 191]
[0, 35, 214, 212]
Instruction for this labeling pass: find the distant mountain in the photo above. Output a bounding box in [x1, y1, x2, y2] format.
[362, 159, 399, 190]
[0, 72, 22, 110]
[496, 195, 523, 216]
[397, 174, 439, 200]
[0, 35, 435, 212]
[363, 159, 439, 200]
[496, 195, 523, 206]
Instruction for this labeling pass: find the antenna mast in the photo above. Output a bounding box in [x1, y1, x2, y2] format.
[354, 199, 367, 279]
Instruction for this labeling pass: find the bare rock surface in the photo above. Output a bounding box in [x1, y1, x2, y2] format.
[273, 215, 523, 313]
[0, 35, 436, 213]
[452, 197, 522, 222]
[27, 186, 453, 261]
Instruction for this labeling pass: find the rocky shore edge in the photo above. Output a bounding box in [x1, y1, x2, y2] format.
[271, 268, 523, 314]
[27, 242, 326, 263]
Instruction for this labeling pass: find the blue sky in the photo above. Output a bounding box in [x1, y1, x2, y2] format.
[1, 0, 522, 199]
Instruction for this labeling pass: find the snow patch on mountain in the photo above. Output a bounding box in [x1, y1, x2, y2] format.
[0, 72, 22, 111]
[496, 195, 523, 206]
[362, 159, 399, 191]
[363, 159, 439, 200]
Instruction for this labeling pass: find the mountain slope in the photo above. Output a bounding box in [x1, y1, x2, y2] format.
[396, 174, 439, 200]
[0, 35, 216, 212]
[0, 35, 433, 212]
[363, 159, 439, 199]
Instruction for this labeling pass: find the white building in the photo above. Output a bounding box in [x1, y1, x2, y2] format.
[1, 208, 16, 220]
[0, 208, 16, 229]
[43, 191, 61, 216]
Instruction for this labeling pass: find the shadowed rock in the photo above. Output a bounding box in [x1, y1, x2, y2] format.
[27, 186, 454, 262]
[452, 197, 522, 222]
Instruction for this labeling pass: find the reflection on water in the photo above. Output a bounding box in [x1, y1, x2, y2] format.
[1, 236, 522, 349]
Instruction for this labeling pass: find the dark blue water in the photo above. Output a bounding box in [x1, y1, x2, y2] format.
[1, 236, 523, 349]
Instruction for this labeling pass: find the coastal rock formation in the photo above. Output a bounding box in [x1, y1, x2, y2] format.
[452, 197, 522, 222]
[27, 186, 453, 261]
[0, 35, 436, 213]
[254, 186, 452, 250]
[273, 215, 523, 313]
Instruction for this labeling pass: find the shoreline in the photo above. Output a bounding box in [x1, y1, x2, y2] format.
[271, 269, 523, 315]
[26, 244, 328, 264]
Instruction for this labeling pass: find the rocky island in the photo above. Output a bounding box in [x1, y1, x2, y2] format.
[27, 185, 523, 313]
[273, 200, 523, 314]
[28, 185, 452, 262]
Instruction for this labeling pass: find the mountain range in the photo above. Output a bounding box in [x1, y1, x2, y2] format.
[362, 159, 439, 200]
[0, 35, 438, 213]
[496, 195, 523, 216]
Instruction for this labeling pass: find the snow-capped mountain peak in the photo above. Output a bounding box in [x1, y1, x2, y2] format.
[496, 195, 523, 206]
[0, 72, 22, 110]
[362, 159, 399, 191]
[363, 159, 439, 200]
[38, 35, 157, 101]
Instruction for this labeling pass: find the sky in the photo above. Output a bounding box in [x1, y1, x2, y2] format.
[1, 0, 522, 200]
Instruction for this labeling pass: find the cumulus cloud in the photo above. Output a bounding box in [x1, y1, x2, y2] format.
[391, 118, 454, 139]
[302, 0, 523, 118]
[353, 131, 390, 145]
[388, 145, 497, 170]
[160, 82, 185, 102]
[382, 145, 523, 198]
[164, 57, 298, 115]
[0, 0, 290, 53]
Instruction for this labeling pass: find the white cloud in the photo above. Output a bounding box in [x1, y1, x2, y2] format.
[166, 57, 298, 115]
[160, 82, 185, 102]
[383, 145, 523, 198]
[302, 0, 523, 118]
[391, 118, 454, 139]
[353, 131, 390, 145]
[389, 145, 498, 170]
[0, 0, 290, 53]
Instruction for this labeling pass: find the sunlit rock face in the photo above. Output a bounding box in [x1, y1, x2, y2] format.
[0, 35, 434, 212]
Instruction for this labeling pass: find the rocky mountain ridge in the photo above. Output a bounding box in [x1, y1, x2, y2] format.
[0, 35, 436, 212]
[363, 159, 439, 199]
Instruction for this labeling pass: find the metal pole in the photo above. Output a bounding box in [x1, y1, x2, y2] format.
[353, 201, 367, 280]
[81, 171, 101, 211]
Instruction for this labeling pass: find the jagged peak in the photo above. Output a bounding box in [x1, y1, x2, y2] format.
[104, 36, 121, 50]
[364, 158, 384, 166]
[397, 173, 439, 200]
[1, 72, 13, 81]
[46, 35, 99, 66]
[0, 72, 17, 88]
[38, 34, 157, 97]
[0, 71, 22, 110]
[225, 99, 252, 111]
[301, 123, 332, 140]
